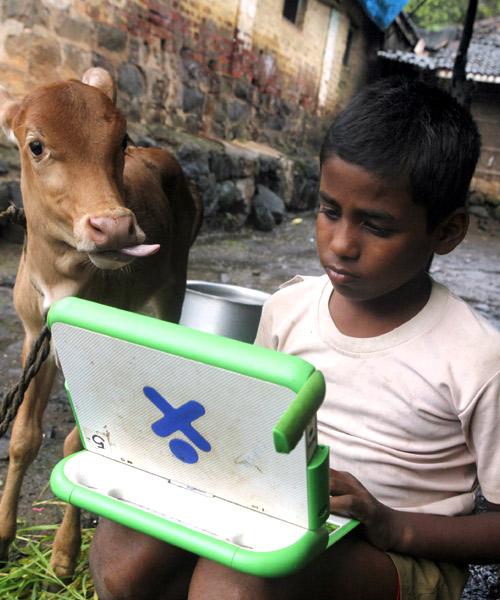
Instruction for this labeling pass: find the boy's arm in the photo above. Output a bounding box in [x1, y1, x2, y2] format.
[330, 469, 500, 564]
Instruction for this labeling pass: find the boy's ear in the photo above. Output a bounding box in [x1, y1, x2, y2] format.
[433, 208, 469, 256]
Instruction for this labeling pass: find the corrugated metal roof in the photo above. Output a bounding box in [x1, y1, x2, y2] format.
[379, 18, 500, 82]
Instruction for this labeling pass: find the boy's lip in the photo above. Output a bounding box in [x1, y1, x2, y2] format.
[326, 266, 358, 284]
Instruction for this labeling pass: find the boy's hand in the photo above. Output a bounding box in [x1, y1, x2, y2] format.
[329, 469, 401, 551]
[330, 469, 500, 563]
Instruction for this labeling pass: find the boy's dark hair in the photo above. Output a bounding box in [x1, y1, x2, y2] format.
[320, 77, 481, 229]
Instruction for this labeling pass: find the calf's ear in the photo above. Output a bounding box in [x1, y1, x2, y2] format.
[82, 67, 116, 104]
[0, 86, 20, 145]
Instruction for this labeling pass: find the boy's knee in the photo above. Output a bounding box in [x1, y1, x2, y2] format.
[89, 542, 145, 600]
[89, 519, 196, 600]
[90, 544, 175, 600]
[190, 557, 273, 600]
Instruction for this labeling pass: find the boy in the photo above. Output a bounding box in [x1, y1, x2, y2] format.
[89, 79, 500, 600]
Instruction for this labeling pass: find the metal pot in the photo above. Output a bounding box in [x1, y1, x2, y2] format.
[179, 281, 270, 343]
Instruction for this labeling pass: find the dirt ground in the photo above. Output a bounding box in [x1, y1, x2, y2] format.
[0, 212, 499, 592]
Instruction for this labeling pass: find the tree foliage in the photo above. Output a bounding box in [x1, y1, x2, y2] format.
[406, 0, 500, 29]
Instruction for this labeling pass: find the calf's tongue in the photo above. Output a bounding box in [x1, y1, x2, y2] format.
[119, 243, 160, 257]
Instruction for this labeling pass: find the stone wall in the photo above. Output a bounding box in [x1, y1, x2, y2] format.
[0, 0, 384, 233]
[0, 0, 380, 155]
[0, 116, 320, 239]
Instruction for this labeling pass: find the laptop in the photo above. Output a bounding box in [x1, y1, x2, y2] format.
[48, 297, 358, 577]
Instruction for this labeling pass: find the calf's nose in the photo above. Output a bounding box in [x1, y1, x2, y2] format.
[87, 215, 138, 250]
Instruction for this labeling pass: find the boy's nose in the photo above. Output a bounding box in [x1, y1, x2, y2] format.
[329, 224, 360, 260]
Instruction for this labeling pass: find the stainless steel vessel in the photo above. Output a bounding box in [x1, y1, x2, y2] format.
[179, 281, 270, 343]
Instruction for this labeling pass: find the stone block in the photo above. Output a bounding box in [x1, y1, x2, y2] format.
[185, 114, 202, 134]
[289, 159, 319, 210]
[208, 72, 221, 95]
[290, 178, 318, 211]
[128, 37, 141, 64]
[251, 203, 275, 232]
[235, 177, 255, 208]
[5, 0, 33, 20]
[253, 184, 285, 224]
[227, 99, 249, 123]
[241, 156, 256, 178]
[151, 76, 167, 104]
[55, 15, 94, 44]
[234, 79, 251, 102]
[256, 156, 287, 198]
[118, 63, 146, 97]
[97, 23, 127, 53]
[177, 144, 210, 179]
[182, 86, 205, 114]
[181, 55, 201, 83]
[0, 180, 22, 211]
[214, 180, 246, 214]
[262, 112, 285, 131]
[0, 182, 12, 211]
[5, 0, 49, 27]
[91, 52, 115, 75]
[211, 99, 227, 124]
[5, 32, 61, 70]
[63, 43, 91, 75]
[210, 121, 226, 139]
[209, 152, 233, 181]
[197, 173, 218, 216]
[469, 205, 491, 219]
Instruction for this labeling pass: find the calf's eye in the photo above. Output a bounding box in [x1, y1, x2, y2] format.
[29, 140, 44, 156]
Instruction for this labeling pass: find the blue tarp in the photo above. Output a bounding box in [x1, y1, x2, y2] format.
[358, 0, 409, 29]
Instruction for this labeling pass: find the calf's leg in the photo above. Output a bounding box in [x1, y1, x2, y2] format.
[50, 426, 82, 578]
[0, 337, 56, 560]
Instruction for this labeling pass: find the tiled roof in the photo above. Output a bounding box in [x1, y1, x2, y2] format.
[379, 18, 500, 82]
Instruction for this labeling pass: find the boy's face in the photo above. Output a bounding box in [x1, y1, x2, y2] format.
[317, 156, 444, 305]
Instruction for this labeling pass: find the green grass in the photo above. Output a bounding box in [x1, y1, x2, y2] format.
[0, 522, 96, 599]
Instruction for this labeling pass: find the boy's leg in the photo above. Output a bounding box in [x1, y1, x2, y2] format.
[189, 529, 399, 600]
[90, 523, 398, 600]
[89, 518, 198, 600]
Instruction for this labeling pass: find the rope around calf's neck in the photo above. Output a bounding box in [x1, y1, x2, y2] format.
[0, 202, 41, 437]
[0, 325, 52, 438]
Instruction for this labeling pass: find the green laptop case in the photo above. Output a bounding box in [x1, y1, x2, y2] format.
[48, 297, 357, 577]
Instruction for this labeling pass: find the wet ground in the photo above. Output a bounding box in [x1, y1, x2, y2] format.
[0, 212, 499, 592]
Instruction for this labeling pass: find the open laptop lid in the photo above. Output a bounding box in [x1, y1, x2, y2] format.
[49, 298, 359, 576]
[48, 297, 327, 530]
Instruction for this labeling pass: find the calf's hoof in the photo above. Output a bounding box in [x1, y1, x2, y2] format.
[50, 548, 79, 581]
[0, 536, 13, 564]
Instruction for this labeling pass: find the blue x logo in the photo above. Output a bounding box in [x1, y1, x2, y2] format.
[143, 386, 211, 464]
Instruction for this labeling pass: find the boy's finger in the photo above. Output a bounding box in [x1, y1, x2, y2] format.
[329, 494, 359, 519]
[329, 469, 362, 495]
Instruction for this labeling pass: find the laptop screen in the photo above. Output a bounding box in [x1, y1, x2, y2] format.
[51, 301, 320, 529]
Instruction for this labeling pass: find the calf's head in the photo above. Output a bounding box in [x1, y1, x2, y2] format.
[0, 68, 159, 270]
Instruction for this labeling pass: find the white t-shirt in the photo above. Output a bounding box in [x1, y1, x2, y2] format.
[255, 275, 500, 517]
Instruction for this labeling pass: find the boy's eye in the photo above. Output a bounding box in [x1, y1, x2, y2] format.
[362, 221, 393, 237]
[318, 206, 339, 220]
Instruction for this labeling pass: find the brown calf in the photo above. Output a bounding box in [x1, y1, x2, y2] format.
[0, 68, 202, 577]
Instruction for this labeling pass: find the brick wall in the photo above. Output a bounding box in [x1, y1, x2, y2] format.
[0, 0, 381, 154]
